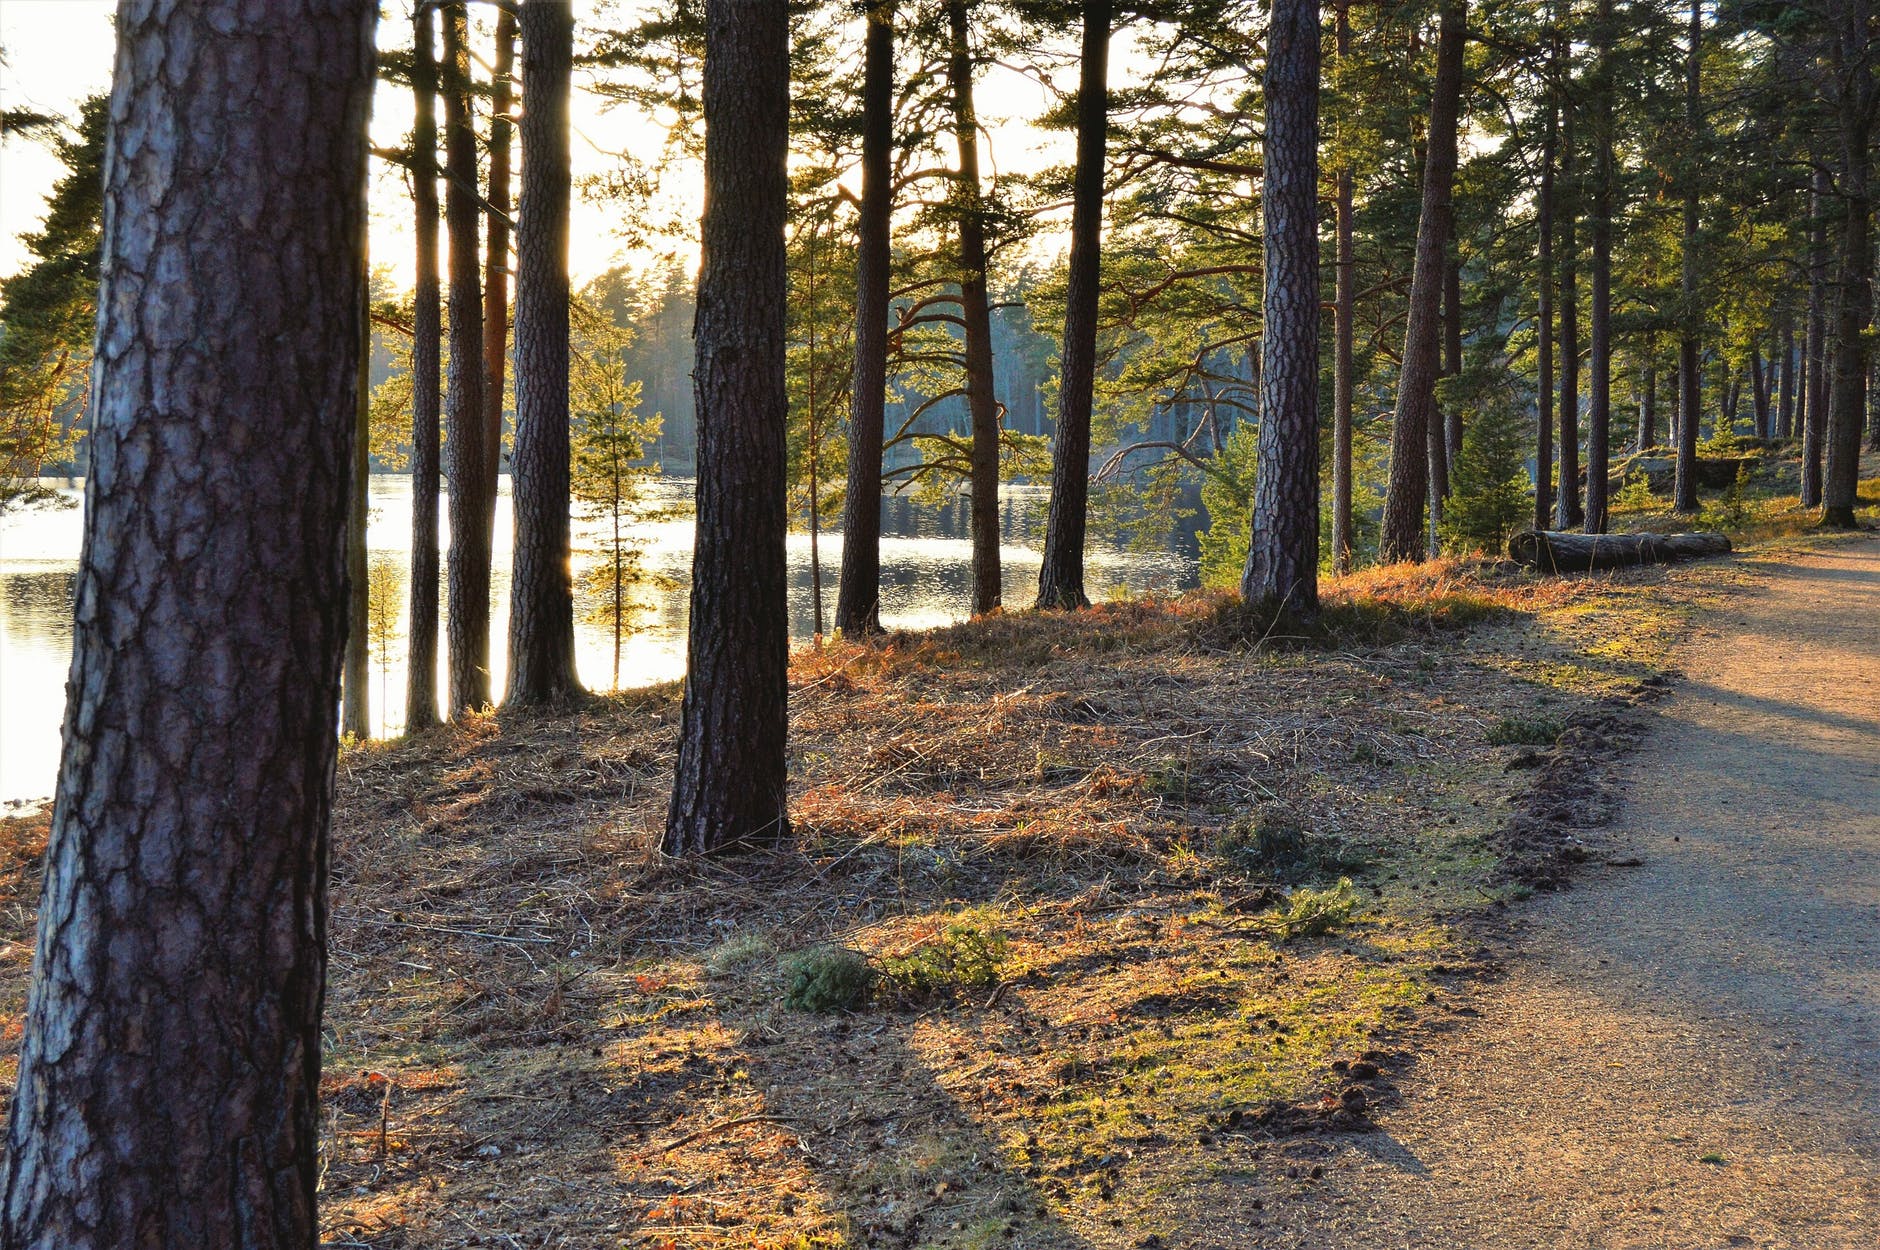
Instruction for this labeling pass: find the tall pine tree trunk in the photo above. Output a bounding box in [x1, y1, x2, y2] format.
[1750, 344, 1770, 439]
[1442, 240, 1463, 466]
[1802, 165, 1831, 507]
[1036, 0, 1111, 608]
[664, 0, 791, 855]
[443, 2, 492, 713]
[1778, 314, 1796, 438]
[1673, 0, 1702, 514]
[408, 0, 443, 732]
[1557, 93, 1583, 528]
[1379, 0, 1465, 564]
[1583, 0, 1614, 534]
[506, 0, 582, 705]
[835, 1, 894, 635]
[1639, 358, 1657, 450]
[1820, 0, 1874, 528]
[0, 4, 375, 1244]
[483, 7, 516, 538]
[1535, 46, 1556, 532]
[1331, 1, 1356, 573]
[1242, 0, 1319, 610]
[948, 0, 1002, 616]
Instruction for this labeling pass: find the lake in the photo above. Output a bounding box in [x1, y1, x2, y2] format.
[0, 476, 1196, 808]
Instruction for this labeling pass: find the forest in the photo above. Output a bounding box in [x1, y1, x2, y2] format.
[0, 0, 1875, 1247]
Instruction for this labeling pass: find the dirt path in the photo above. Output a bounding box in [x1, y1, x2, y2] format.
[1247, 539, 1880, 1249]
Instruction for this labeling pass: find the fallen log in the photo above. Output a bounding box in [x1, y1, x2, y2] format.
[1507, 529, 1732, 573]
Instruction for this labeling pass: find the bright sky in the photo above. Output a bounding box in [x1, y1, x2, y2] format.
[1, 0, 1078, 291]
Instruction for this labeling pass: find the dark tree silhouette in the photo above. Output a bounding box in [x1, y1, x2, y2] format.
[1241, 0, 1319, 611]
[1584, 0, 1614, 534]
[0, 2, 376, 1244]
[1820, 0, 1875, 529]
[1557, 92, 1583, 528]
[443, 1, 492, 713]
[1674, 0, 1702, 514]
[483, 6, 516, 540]
[408, 0, 443, 731]
[835, 0, 894, 636]
[506, 0, 582, 705]
[1035, 0, 1111, 608]
[1379, 0, 1465, 563]
[665, 0, 791, 855]
[1331, 1, 1356, 574]
[1535, 33, 1557, 532]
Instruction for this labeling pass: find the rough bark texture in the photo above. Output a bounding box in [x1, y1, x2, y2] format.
[1331, 3, 1355, 574]
[1673, 0, 1701, 514]
[1509, 528, 1731, 573]
[1778, 315, 1796, 439]
[1242, 0, 1319, 610]
[1750, 345, 1770, 440]
[483, 6, 516, 526]
[1535, 61, 1556, 532]
[505, 0, 581, 706]
[1035, 0, 1110, 608]
[443, 2, 492, 714]
[1442, 243, 1463, 466]
[1583, 0, 1614, 535]
[664, 0, 790, 855]
[949, 0, 1002, 616]
[408, 1, 443, 732]
[835, 1, 894, 636]
[1820, 0, 1875, 529]
[0, 3, 375, 1245]
[1639, 361, 1657, 450]
[1379, 0, 1464, 563]
[1558, 94, 1584, 528]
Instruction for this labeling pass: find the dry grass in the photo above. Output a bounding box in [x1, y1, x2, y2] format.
[0, 554, 1744, 1249]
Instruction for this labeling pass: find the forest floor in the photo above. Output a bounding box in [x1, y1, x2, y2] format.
[0, 453, 1873, 1250]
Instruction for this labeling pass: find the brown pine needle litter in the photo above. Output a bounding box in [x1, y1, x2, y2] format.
[0, 554, 1758, 1249]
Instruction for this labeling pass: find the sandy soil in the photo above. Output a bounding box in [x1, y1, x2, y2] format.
[1203, 538, 1880, 1249]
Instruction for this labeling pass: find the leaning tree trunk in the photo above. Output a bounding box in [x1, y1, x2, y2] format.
[1820, 0, 1874, 529]
[0, 4, 375, 1245]
[835, 0, 894, 636]
[664, 0, 791, 855]
[343, 236, 373, 735]
[1379, 0, 1465, 563]
[1673, 0, 1702, 514]
[483, 6, 516, 539]
[1035, 0, 1111, 608]
[949, 0, 1003, 616]
[506, 0, 582, 706]
[442, 2, 491, 714]
[408, 1, 443, 731]
[1802, 165, 1831, 508]
[1331, 1, 1356, 573]
[1243, 0, 1320, 610]
[1583, 0, 1614, 535]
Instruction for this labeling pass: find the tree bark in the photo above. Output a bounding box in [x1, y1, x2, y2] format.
[1750, 344, 1770, 440]
[1584, 0, 1614, 534]
[1535, 44, 1556, 532]
[1509, 528, 1731, 572]
[506, 0, 582, 706]
[1802, 164, 1831, 508]
[0, 4, 375, 1245]
[1638, 358, 1657, 451]
[1442, 236, 1463, 466]
[664, 0, 791, 855]
[835, 1, 894, 635]
[948, 0, 1003, 616]
[1557, 91, 1583, 528]
[1673, 0, 1701, 514]
[408, 0, 443, 732]
[1036, 0, 1111, 607]
[1379, 0, 1465, 563]
[443, 2, 492, 713]
[483, 6, 516, 530]
[1820, 0, 1874, 528]
[1242, 0, 1319, 610]
[1332, 2, 1356, 574]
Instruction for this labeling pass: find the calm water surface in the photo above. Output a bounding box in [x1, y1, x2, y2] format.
[0, 476, 1194, 807]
